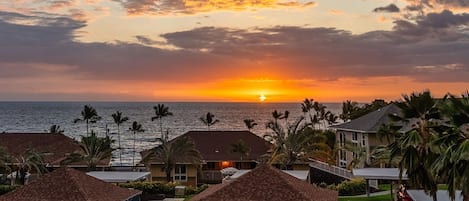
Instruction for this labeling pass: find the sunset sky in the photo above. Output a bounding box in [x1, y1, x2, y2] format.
[0, 0, 468, 102]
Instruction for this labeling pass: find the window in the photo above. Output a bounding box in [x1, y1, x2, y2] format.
[362, 134, 366, 147]
[339, 150, 347, 167]
[339, 132, 345, 146]
[174, 165, 187, 182]
[352, 132, 358, 141]
[206, 162, 216, 170]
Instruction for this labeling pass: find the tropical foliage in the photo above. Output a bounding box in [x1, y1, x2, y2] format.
[199, 112, 219, 131]
[49, 125, 64, 134]
[150, 132, 202, 182]
[378, 91, 469, 201]
[151, 104, 173, 137]
[73, 105, 101, 136]
[62, 131, 114, 171]
[129, 121, 145, 166]
[243, 119, 258, 131]
[11, 150, 47, 185]
[112, 111, 129, 166]
[231, 139, 251, 161]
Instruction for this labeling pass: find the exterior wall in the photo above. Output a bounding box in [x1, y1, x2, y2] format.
[337, 130, 392, 169]
[148, 164, 198, 186]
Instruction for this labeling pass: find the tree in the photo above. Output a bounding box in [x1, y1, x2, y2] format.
[62, 131, 114, 171]
[301, 98, 314, 124]
[231, 139, 251, 161]
[264, 116, 331, 169]
[0, 148, 11, 183]
[325, 111, 339, 126]
[151, 133, 202, 182]
[340, 100, 359, 122]
[74, 105, 101, 136]
[151, 104, 173, 137]
[129, 121, 145, 167]
[388, 91, 441, 200]
[199, 112, 219, 131]
[271, 110, 284, 125]
[112, 111, 129, 166]
[49, 125, 64, 134]
[243, 119, 258, 132]
[431, 92, 469, 201]
[12, 150, 47, 185]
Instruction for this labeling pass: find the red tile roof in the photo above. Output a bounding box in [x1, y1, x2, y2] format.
[0, 133, 110, 167]
[191, 165, 338, 201]
[0, 167, 141, 201]
[143, 131, 271, 163]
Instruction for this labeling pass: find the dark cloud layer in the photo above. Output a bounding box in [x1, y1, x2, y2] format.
[373, 4, 400, 13]
[0, 10, 468, 84]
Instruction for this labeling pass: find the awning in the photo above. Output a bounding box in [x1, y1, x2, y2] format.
[352, 168, 408, 180]
[229, 170, 309, 181]
[86, 171, 150, 183]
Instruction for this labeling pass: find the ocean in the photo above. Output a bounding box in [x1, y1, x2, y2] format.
[0, 102, 341, 165]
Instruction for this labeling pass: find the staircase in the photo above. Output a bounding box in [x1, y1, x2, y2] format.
[309, 159, 352, 179]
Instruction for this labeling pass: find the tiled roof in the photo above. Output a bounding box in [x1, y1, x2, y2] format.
[143, 131, 271, 163]
[191, 165, 338, 201]
[330, 104, 401, 133]
[0, 168, 141, 201]
[0, 133, 110, 167]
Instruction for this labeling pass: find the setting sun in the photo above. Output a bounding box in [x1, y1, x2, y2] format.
[259, 94, 267, 102]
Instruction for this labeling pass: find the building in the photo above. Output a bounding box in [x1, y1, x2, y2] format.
[0, 168, 141, 201]
[141, 131, 272, 186]
[0, 133, 110, 169]
[330, 104, 401, 168]
[191, 164, 338, 201]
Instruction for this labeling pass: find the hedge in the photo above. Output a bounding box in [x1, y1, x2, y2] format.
[0, 185, 16, 195]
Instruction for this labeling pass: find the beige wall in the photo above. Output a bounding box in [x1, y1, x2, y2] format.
[149, 164, 198, 186]
[337, 130, 393, 169]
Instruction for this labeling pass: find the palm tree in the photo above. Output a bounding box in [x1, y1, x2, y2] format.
[49, 125, 64, 134]
[12, 150, 47, 185]
[301, 98, 314, 123]
[199, 112, 219, 131]
[431, 92, 469, 201]
[112, 111, 129, 166]
[74, 105, 101, 136]
[151, 134, 202, 182]
[325, 111, 339, 126]
[243, 119, 258, 132]
[340, 100, 359, 122]
[0, 148, 11, 183]
[62, 131, 114, 171]
[129, 121, 145, 167]
[151, 104, 173, 137]
[231, 139, 251, 161]
[271, 110, 284, 125]
[264, 117, 331, 169]
[389, 91, 441, 199]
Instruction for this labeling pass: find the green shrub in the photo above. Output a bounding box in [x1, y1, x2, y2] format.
[185, 184, 208, 195]
[318, 182, 328, 188]
[336, 178, 366, 196]
[119, 182, 176, 195]
[0, 185, 16, 195]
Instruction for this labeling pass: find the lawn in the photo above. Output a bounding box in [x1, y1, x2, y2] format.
[339, 194, 392, 201]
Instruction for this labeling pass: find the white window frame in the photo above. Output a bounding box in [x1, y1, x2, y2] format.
[352, 132, 358, 142]
[174, 165, 187, 182]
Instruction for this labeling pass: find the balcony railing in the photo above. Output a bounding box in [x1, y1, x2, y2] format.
[310, 159, 352, 179]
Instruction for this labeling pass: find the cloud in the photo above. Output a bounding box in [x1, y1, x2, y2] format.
[373, 4, 400, 13]
[114, 0, 316, 15]
[0, 10, 468, 88]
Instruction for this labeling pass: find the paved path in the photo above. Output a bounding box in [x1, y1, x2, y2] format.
[339, 190, 392, 198]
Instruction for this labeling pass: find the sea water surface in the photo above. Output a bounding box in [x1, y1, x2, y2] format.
[0, 102, 341, 165]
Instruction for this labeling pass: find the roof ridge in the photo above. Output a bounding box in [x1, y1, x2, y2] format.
[63, 168, 90, 201]
[268, 166, 311, 199]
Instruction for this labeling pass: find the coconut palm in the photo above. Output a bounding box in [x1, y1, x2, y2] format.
[301, 98, 314, 123]
[49, 125, 64, 134]
[243, 119, 258, 132]
[0, 148, 11, 182]
[264, 117, 331, 169]
[12, 150, 47, 185]
[325, 111, 339, 126]
[112, 111, 129, 166]
[151, 104, 173, 137]
[231, 139, 251, 161]
[199, 112, 219, 131]
[151, 133, 202, 182]
[129, 121, 145, 167]
[389, 91, 441, 199]
[431, 92, 469, 201]
[62, 131, 114, 171]
[340, 100, 359, 122]
[73, 105, 101, 136]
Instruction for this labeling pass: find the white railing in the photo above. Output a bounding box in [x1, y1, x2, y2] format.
[310, 159, 352, 179]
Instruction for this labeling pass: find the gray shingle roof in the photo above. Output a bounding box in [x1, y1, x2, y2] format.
[330, 104, 401, 133]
